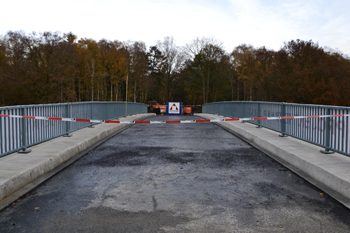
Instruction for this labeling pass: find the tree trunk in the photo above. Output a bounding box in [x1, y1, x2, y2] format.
[202, 76, 206, 104]
[111, 81, 113, 101]
[243, 80, 246, 101]
[116, 81, 118, 101]
[126, 74, 128, 102]
[206, 70, 210, 103]
[78, 77, 81, 102]
[91, 59, 94, 101]
[250, 87, 252, 101]
[97, 76, 100, 101]
[134, 77, 137, 102]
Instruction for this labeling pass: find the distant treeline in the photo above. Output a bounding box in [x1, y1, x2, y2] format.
[1, 31, 349, 106]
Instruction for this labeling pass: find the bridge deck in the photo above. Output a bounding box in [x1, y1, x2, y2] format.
[198, 113, 350, 208]
[0, 113, 154, 209]
[0, 114, 350, 232]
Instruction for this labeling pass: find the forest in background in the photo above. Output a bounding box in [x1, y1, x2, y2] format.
[1, 31, 350, 107]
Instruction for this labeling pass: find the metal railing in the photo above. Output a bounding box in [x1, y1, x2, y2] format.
[203, 101, 350, 157]
[0, 101, 147, 157]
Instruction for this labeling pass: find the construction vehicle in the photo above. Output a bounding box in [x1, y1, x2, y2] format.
[152, 104, 166, 115]
[145, 100, 158, 112]
[145, 100, 166, 115]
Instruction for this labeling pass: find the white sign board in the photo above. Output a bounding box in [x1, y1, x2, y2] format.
[168, 102, 180, 114]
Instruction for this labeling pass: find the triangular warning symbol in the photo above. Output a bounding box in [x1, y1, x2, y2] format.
[170, 103, 178, 110]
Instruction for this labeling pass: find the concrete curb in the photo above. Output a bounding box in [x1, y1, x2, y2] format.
[198, 113, 350, 208]
[0, 113, 154, 209]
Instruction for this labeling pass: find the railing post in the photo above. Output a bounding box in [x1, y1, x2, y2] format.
[18, 108, 31, 154]
[256, 102, 262, 128]
[241, 102, 246, 123]
[125, 101, 128, 117]
[321, 108, 334, 154]
[279, 103, 288, 137]
[105, 102, 108, 120]
[88, 102, 94, 128]
[115, 102, 119, 119]
[64, 103, 72, 137]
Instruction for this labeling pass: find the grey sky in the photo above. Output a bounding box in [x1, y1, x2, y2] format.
[1, 0, 349, 55]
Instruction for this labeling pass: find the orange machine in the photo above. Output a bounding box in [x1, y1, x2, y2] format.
[183, 106, 193, 115]
[152, 104, 166, 115]
[159, 105, 166, 115]
[145, 100, 158, 112]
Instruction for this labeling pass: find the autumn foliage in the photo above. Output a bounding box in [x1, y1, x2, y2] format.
[0, 31, 349, 107]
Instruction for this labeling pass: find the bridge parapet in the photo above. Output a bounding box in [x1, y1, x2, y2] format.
[0, 101, 147, 157]
[203, 101, 350, 157]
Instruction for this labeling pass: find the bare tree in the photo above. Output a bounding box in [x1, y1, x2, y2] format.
[184, 37, 223, 60]
[157, 37, 186, 101]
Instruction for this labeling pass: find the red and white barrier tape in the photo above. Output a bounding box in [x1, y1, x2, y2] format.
[0, 114, 349, 124]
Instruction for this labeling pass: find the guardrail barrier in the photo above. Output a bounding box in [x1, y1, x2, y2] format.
[203, 101, 350, 157]
[0, 102, 146, 157]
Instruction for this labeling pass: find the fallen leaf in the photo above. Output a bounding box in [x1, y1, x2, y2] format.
[35, 207, 40, 210]
[11, 222, 15, 226]
[11, 203, 15, 206]
[58, 177, 61, 179]
[3, 196, 7, 199]
[17, 199, 21, 202]
[26, 193, 30, 196]
[320, 193, 323, 195]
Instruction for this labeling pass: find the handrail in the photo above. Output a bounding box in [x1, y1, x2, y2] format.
[0, 101, 147, 157]
[203, 101, 350, 157]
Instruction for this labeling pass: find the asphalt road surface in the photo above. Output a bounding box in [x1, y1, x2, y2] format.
[1, 115, 350, 232]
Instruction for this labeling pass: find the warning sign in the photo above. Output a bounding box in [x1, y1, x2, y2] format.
[170, 103, 179, 111]
[166, 102, 182, 115]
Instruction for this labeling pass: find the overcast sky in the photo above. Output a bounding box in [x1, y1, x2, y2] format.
[1, 0, 349, 55]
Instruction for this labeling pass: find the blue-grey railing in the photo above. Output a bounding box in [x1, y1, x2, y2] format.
[203, 101, 350, 157]
[0, 101, 147, 157]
